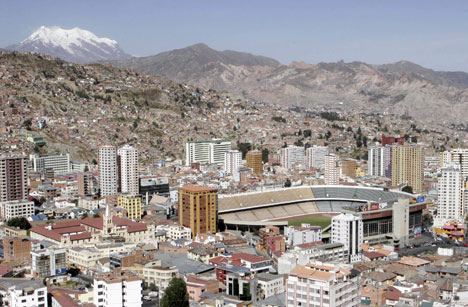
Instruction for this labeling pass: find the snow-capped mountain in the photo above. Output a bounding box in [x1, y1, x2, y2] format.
[7, 26, 130, 63]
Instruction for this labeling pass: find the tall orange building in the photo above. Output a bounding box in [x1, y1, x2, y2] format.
[178, 185, 218, 238]
[246, 150, 263, 174]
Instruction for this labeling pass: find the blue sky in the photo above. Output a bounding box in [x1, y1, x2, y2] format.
[1, 0, 468, 71]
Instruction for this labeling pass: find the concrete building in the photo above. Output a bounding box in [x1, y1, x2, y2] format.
[139, 177, 169, 203]
[29, 152, 70, 175]
[142, 265, 178, 292]
[278, 242, 347, 274]
[442, 148, 468, 177]
[0, 152, 28, 202]
[0, 279, 47, 307]
[31, 246, 67, 278]
[332, 213, 363, 263]
[284, 224, 322, 247]
[226, 271, 258, 302]
[393, 199, 410, 248]
[368, 146, 387, 177]
[99, 145, 117, 196]
[246, 150, 263, 174]
[77, 172, 94, 196]
[185, 140, 232, 167]
[118, 145, 139, 195]
[159, 224, 192, 240]
[281, 145, 305, 169]
[3, 237, 31, 263]
[224, 150, 242, 175]
[437, 163, 465, 220]
[391, 145, 423, 193]
[178, 185, 218, 238]
[78, 196, 100, 211]
[118, 194, 142, 220]
[306, 146, 328, 169]
[0, 200, 35, 220]
[287, 262, 360, 307]
[257, 273, 285, 300]
[93, 271, 142, 307]
[324, 154, 339, 185]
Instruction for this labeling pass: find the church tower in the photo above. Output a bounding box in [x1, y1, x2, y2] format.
[103, 204, 113, 235]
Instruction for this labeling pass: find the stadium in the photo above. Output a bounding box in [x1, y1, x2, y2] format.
[218, 185, 429, 244]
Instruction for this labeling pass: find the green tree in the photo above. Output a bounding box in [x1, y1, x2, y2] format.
[7, 217, 31, 230]
[237, 142, 252, 159]
[161, 277, 189, 307]
[402, 185, 413, 194]
[261, 148, 269, 163]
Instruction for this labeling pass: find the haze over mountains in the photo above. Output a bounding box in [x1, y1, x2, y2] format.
[7, 26, 130, 63]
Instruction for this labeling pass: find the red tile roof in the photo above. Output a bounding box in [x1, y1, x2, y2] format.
[231, 252, 270, 264]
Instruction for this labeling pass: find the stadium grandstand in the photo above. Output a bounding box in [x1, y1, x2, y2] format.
[218, 185, 429, 245]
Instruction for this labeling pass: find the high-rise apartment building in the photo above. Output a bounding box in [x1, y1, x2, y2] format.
[368, 146, 387, 177]
[438, 163, 465, 220]
[391, 145, 423, 193]
[0, 153, 28, 201]
[287, 262, 360, 307]
[99, 145, 117, 197]
[94, 271, 142, 307]
[324, 154, 339, 185]
[179, 185, 218, 238]
[118, 194, 142, 220]
[185, 140, 232, 167]
[332, 213, 363, 263]
[224, 150, 242, 175]
[306, 146, 328, 169]
[117, 145, 139, 195]
[281, 145, 305, 169]
[246, 150, 263, 174]
[442, 148, 468, 177]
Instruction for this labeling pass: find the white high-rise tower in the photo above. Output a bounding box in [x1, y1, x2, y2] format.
[438, 163, 465, 220]
[332, 213, 363, 263]
[99, 145, 117, 196]
[118, 145, 139, 195]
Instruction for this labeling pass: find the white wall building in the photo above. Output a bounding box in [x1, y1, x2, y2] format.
[306, 146, 328, 170]
[224, 150, 242, 175]
[443, 148, 468, 177]
[332, 213, 363, 263]
[368, 146, 386, 177]
[156, 224, 192, 240]
[284, 224, 322, 247]
[281, 146, 305, 169]
[29, 153, 70, 175]
[0, 279, 48, 307]
[118, 145, 139, 195]
[286, 262, 360, 307]
[324, 154, 339, 185]
[0, 200, 35, 221]
[94, 272, 142, 307]
[257, 273, 285, 299]
[185, 140, 232, 167]
[99, 145, 117, 196]
[437, 163, 465, 220]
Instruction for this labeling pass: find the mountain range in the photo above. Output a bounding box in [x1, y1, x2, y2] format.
[111, 44, 468, 124]
[7, 26, 130, 63]
[5, 27, 468, 124]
